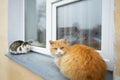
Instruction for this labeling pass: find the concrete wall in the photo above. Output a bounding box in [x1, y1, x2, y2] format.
[0, 0, 120, 80]
[8, 0, 24, 45]
[0, 0, 43, 80]
[114, 0, 120, 79]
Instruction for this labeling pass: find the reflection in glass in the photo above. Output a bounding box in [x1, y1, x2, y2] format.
[57, 0, 101, 50]
[25, 0, 46, 47]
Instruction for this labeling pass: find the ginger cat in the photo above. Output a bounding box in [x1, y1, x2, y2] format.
[49, 38, 107, 80]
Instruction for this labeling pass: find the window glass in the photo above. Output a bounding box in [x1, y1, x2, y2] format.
[57, 0, 102, 50]
[25, 0, 46, 48]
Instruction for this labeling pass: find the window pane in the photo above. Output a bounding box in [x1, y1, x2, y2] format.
[25, 0, 46, 48]
[57, 0, 101, 50]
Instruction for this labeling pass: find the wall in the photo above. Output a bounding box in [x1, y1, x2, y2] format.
[114, 0, 120, 79]
[0, 0, 43, 80]
[0, 0, 120, 80]
[8, 0, 25, 45]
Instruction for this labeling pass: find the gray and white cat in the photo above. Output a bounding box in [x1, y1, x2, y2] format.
[9, 40, 31, 54]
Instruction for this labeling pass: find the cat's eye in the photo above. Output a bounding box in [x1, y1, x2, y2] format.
[54, 48, 57, 50]
[60, 47, 64, 49]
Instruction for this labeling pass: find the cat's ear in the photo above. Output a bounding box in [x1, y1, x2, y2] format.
[49, 40, 54, 45]
[63, 38, 67, 43]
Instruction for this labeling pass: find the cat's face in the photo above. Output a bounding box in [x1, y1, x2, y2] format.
[49, 38, 69, 57]
[23, 42, 31, 51]
[24, 44, 31, 51]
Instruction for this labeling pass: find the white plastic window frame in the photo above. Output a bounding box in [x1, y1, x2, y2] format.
[50, 0, 114, 71]
[20, 0, 114, 71]
[21, 0, 51, 55]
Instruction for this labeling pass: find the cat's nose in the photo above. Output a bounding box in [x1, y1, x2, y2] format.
[57, 52, 60, 54]
[58, 52, 64, 55]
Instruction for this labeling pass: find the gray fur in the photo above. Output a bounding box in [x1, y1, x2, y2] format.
[9, 40, 31, 54]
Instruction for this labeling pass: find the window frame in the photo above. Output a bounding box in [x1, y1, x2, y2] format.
[50, 0, 114, 71]
[21, 0, 114, 71]
[22, 0, 51, 55]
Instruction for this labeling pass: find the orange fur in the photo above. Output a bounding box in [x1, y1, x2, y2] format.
[49, 39, 107, 80]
